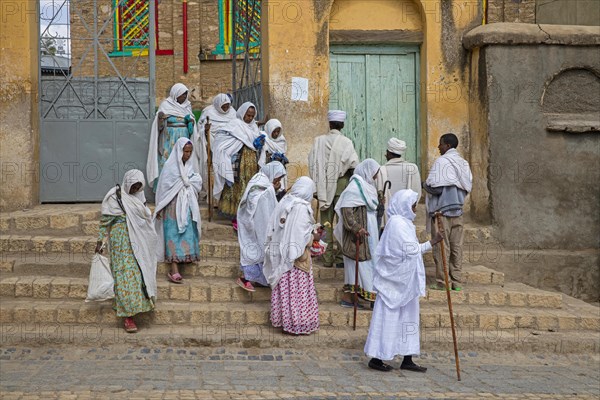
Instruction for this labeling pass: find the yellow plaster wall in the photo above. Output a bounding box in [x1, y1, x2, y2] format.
[0, 0, 39, 211]
[330, 0, 422, 31]
[263, 0, 483, 202]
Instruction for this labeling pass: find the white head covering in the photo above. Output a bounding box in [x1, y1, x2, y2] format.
[146, 83, 198, 188]
[237, 102, 257, 122]
[237, 162, 287, 267]
[333, 159, 380, 243]
[258, 118, 288, 169]
[374, 189, 426, 309]
[213, 93, 231, 113]
[101, 169, 158, 299]
[354, 158, 381, 188]
[387, 138, 407, 156]
[263, 177, 316, 287]
[327, 110, 346, 122]
[211, 102, 261, 201]
[154, 137, 202, 245]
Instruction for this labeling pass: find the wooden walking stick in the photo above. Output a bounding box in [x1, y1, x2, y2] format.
[435, 212, 461, 381]
[353, 237, 360, 331]
[205, 116, 214, 222]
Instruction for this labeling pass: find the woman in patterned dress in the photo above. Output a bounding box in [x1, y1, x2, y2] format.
[211, 102, 265, 228]
[147, 83, 199, 192]
[154, 137, 203, 284]
[263, 177, 320, 335]
[95, 169, 158, 333]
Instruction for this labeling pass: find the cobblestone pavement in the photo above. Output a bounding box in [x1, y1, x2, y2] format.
[1, 345, 598, 399]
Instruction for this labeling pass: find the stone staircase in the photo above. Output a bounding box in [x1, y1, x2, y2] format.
[1, 205, 598, 353]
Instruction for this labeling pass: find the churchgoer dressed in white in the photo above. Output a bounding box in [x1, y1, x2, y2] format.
[95, 169, 158, 333]
[147, 83, 199, 192]
[236, 161, 287, 292]
[263, 177, 320, 335]
[154, 138, 203, 284]
[308, 110, 359, 268]
[334, 159, 381, 307]
[364, 190, 443, 372]
[375, 138, 421, 229]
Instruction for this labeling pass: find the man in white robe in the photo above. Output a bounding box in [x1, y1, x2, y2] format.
[308, 110, 359, 268]
[423, 133, 472, 291]
[375, 138, 421, 230]
[364, 190, 443, 372]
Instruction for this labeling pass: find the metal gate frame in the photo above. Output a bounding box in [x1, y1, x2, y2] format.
[39, 0, 156, 202]
[231, 0, 263, 119]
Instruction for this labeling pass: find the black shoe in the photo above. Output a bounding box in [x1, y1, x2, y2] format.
[368, 358, 393, 372]
[400, 362, 427, 373]
[335, 262, 344, 269]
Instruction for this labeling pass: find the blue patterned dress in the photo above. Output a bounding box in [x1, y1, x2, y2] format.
[163, 194, 201, 263]
[154, 115, 194, 191]
[98, 215, 154, 317]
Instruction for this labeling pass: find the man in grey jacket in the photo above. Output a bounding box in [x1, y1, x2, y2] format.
[423, 133, 472, 291]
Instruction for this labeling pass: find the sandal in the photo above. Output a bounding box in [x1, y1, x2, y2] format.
[123, 317, 137, 333]
[400, 362, 427, 373]
[168, 272, 183, 284]
[429, 283, 445, 291]
[368, 358, 393, 372]
[236, 277, 255, 292]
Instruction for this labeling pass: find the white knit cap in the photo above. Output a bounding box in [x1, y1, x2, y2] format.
[327, 110, 346, 122]
[387, 138, 407, 155]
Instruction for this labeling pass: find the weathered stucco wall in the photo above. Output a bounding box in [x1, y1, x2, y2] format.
[0, 0, 39, 212]
[263, 0, 483, 183]
[464, 23, 600, 300]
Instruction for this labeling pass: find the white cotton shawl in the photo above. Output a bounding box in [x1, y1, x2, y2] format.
[100, 169, 159, 299]
[211, 102, 261, 201]
[237, 162, 287, 266]
[153, 137, 203, 262]
[425, 148, 472, 192]
[147, 83, 199, 189]
[258, 119, 287, 168]
[196, 94, 237, 189]
[308, 130, 359, 210]
[333, 159, 381, 243]
[263, 177, 316, 288]
[374, 190, 428, 309]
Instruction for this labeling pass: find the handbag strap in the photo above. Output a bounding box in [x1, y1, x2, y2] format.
[115, 184, 127, 215]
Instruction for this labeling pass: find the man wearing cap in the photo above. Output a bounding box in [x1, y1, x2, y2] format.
[375, 138, 421, 229]
[308, 110, 360, 268]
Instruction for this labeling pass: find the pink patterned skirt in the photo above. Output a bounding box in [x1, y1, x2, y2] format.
[270, 267, 320, 335]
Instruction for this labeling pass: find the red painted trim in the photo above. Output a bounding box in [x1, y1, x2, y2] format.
[183, 0, 189, 73]
[156, 49, 174, 56]
[155, 0, 174, 56]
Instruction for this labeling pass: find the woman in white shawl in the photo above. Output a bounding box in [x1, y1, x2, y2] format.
[334, 158, 381, 307]
[154, 137, 203, 284]
[263, 177, 320, 335]
[211, 102, 265, 226]
[258, 118, 289, 194]
[147, 83, 199, 192]
[95, 169, 158, 333]
[195, 93, 237, 194]
[236, 161, 287, 292]
[364, 190, 442, 372]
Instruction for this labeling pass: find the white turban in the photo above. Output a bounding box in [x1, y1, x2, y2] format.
[387, 138, 407, 156]
[327, 110, 346, 123]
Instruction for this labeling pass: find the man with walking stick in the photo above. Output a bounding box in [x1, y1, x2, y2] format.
[364, 190, 443, 372]
[423, 133, 472, 292]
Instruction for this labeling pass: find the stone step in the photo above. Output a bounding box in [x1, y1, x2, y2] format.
[0, 252, 505, 286]
[0, 235, 241, 259]
[0, 274, 560, 308]
[1, 297, 597, 331]
[0, 322, 597, 355]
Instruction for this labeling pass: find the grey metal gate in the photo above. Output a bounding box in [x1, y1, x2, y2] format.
[39, 0, 155, 202]
[232, 0, 263, 118]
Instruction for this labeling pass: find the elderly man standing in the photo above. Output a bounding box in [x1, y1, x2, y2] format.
[376, 138, 421, 228]
[308, 110, 359, 268]
[423, 133, 472, 291]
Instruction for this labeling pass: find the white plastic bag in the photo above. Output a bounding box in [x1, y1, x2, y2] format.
[85, 252, 114, 302]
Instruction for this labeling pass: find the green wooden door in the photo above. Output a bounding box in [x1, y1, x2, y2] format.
[329, 45, 420, 165]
